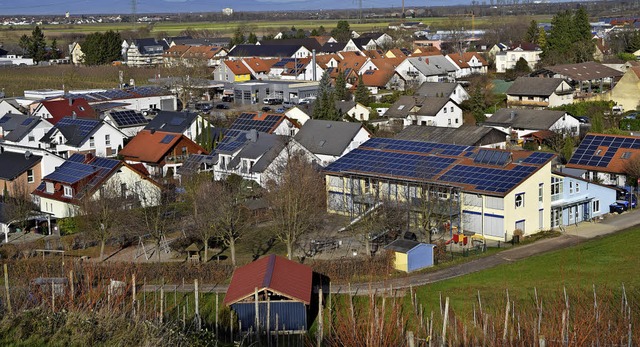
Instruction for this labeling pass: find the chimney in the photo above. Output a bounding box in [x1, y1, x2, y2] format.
[312, 49, 317, 81]
[72, 111, 77, 119]
[69, 98, 73, 106]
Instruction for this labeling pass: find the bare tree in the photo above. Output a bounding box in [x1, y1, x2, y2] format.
[264, 149, 326, 260]
[127, 185, 175, 262]
[77, 180, 128, 260]
[624, 153, 640, 188]
[4, 182, 38, 234]
[183, 173, 252, 265]
[415, 185, 460, 244]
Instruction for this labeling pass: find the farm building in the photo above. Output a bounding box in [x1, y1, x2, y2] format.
[224, 254, 320, 333]
[385, 240, 436, 273]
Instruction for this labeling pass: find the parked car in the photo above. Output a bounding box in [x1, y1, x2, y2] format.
[275, 107, 285, 113]
[261, 106, 272, 112]
[624, 113, 637, 120]
[216, 103, 230, 109]
[221, 95, 234, 102]
[195, 102, 213, 112]
[576, 116, 590, 123]
[610, 202, 626, 214]
[283, 101, 295, 108]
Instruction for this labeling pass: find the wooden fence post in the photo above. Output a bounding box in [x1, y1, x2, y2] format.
[194, 279, 201, 331]
[441, 297, 449, 347]
[4, 263, 11, 315]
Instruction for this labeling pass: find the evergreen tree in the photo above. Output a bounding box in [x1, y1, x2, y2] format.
[49, 38, 61, 59]
[573, 7, 595, 63]
[525, 20, 538, 44]
[334, 71, 349, 101]
[247, 32, 258, 44]
[326, 92, 340, 121]
[469, 86, 486, 124]
[561, 136, 574, 164]
[82, 31, 122, 65]
[317, 25, 327, 35]
[537, 27, 547, 50]
[318, 71, 332, 96]
[331, 20, 351, 42]
[354, 74, 370, 106]
[229, 27, 245, 48]
[543, 10, 574, 64]
[29, 26, 47, 63]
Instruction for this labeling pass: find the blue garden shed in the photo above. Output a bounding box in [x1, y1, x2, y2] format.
[385, 240, 436, 273]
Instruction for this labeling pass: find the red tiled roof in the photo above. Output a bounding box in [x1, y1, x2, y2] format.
[119, 130, 205, 164]
[224, 60, 251, 75]
[224, 254, 313, 306]
[39, 98, 97, 125]
[447, 52, 488, 68]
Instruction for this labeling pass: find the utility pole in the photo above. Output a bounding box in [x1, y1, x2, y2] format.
[131, 0, 137, 25]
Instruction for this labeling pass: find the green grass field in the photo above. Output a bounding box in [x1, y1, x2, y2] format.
[412, 226, 640, 316]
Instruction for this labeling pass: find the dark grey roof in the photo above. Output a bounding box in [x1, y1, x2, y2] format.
[0, 151, 41, 180]
[417, 97, 453, 117]
[384, 239, 420, 253]
[40, 118, 102, 147]
[3, 116, 43, 142]
[484, 108, 571, 130]
[350, 37, 376, 49]
[177, 153, 217, 175]
[0, 113, 31, 133]
[227, 44, 301, 58]
[144, 111, 197, 134]
[131, 38, 168, 54]
[335, 100, 356, 112]
[259, 38, 322, 52]
[415, 82, 459, 98]
[396, 125, 508, 147]
[385, 96, 421, 118]
[319, 42, 346, 53]
[223, 132, 287, 173]
[172, 37, 230, 46]
[506, 77, 570, 97]
[294, 120, 364, 156]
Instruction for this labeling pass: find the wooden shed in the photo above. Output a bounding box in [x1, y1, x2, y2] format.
[385, 239, 436, 273]
[224, 254, 314, 333]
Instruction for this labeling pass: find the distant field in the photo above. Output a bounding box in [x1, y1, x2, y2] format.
[0, 65, 163, 97]
[0, 14, 554, 46]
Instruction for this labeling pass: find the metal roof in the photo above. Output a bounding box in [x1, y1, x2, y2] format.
[224, 254, 313, 306]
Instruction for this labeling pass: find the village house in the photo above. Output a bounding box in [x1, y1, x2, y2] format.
[506, 77, 574, 109]
[483, 108, 580, 143]
[39, 117, 127, 158]
[32, 153, 162, 218]
[294, 119, 371, 167]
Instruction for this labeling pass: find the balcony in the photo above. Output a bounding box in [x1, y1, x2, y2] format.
[507, 100, 548, 108]
[165, 155, 188, 164]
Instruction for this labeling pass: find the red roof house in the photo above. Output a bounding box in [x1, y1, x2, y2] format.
[31, 98, 97, 125]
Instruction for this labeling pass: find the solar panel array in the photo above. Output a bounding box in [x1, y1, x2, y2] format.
[229, 113, 282, 133]
[169, 117, 185, 126]
[216, 130, 247, 153]
[474, 149, 510, 166]
[325, 138, 553, 195]
[64, 86, 168, 103]
[273, 58, 296, 68]
[325, 149, 457, 180]
[362, 137, 471, 156]
[45, 161, 97, 184]
[41, 155, 122, 197]
[129, 86, 167, 97]
[20, 118, 35, 126]
[160, 134, 176, 144]
[569, 134, 640, 168]
[522, 151, 555, 165]
[110, 110, 148, 127]
[439, 164, 537, 194]
[56, 117, 100, 139]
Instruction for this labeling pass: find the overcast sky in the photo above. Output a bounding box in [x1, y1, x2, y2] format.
[1, 0, 472, 16]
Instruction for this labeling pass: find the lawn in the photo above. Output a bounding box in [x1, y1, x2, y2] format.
[413, 226, 640, 316]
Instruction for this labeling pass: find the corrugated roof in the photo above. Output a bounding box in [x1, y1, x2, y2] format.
[396, 125, 508, 147]
[224, 254, 313, 306]
[544, 61, 623, 82]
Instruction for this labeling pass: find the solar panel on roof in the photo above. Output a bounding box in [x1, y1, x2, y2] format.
[56, 117, 100, 140]
[20, 118, 35, 126]
[110, 110, 148, 127]
[160, 134, 176, 144]
[45, 161, 97, 184]
[474, 149, 510, 166]
[169, 117, 185, 126]
[568, 134, 640, 168]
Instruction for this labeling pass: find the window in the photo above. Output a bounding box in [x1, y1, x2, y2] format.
[121, 183, 127, 198]
[450, 106, 454, 112]
[622, 151, 632, 159]
[63, 185, 73, 197]
[455, 118, 459, 124]
[551, 176, 563, 201]
[444, 108, 447, 113]
[27, 169, 34, 183]
[28, 135, 35, 142]
[595, 149, 603, 156]
[105, 134, 111, 146]
[515, 193, 524, 208]
[46, 182, 54, 193]
[569, 181, 574, 194]
[182, 147, 187, 156]
[610, 173, 618, 181]
[89, 136, 95, 148]
[539, 184, 543, 203]
[592, 200, 600, 213]
[448, 119, 452, 125]
[575, 182, 580, 193]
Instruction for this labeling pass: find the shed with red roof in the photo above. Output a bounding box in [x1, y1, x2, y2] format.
[224, 254, 314, 333]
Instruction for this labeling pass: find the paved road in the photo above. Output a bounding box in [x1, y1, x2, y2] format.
[142, 209, 640, 295]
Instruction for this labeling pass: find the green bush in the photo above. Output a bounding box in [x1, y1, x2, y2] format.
[57, 217, 80, 235]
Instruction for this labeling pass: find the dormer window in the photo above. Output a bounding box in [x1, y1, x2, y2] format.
[63, 185, 73, 197]
[89, 136, 95, 148]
